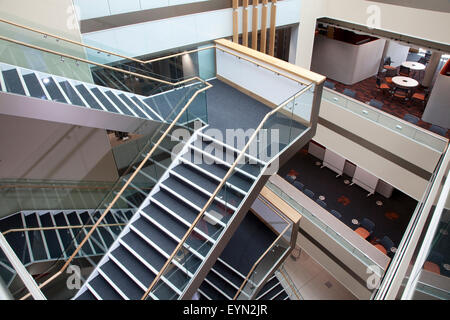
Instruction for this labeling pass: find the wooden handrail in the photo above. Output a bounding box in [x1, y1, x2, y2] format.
[141, 84, 313, 300]
[278, 266, 302, 300]
[0, 184, 151, 191]
[2, 222, 126, 236]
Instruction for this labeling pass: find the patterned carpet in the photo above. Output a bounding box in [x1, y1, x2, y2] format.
[325, 76, 450, 139]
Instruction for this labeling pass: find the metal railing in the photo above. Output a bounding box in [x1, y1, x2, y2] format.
[278, 265, 303, 300]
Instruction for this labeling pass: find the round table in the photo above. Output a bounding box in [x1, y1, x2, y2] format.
[402, 61, 426, 71]
[392, 76, 419, 88]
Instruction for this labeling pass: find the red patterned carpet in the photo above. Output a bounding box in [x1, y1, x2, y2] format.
[325, 76, 450, 139]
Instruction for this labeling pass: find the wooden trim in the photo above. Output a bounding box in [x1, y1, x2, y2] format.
[232, 0, 239, 43]
[252, 0, 259, 50]
[215, 38, 326, 85]
[243, 0, 249, 46]
[216, 75, 277, 108]
[260, 187, 301, 224]
[268, 0, 277, 56]
[260, 0, 268, 53]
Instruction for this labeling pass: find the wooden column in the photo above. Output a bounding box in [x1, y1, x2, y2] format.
[252, 0, 259, 50]
[242, 0, 249, 47]
[268, 0, 277, 56]
[260, 0, 268, 53]
[232, 0, 239, 43]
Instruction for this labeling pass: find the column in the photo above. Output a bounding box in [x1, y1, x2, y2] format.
[422, 51, 442, 87]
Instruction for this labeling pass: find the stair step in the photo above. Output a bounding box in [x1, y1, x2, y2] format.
[258, 283, 283, 300]
[171, 163, 219, 194]
[91, 211, 115, 248]
[161, 176, 210, 210]
[105, 91, 134, 116]
[59, 81, 85, 107]
[212, 259, 245, 288]
[78, 211, 106, 253]
[76, 289, 97, 300]
[102, 212, 122, 236]
[66, 211, 95, 256]
[89, 274, 124, 300]
[111, 245, 156, 288]
[152, 190, 198, 225]
[274, 291, 288, 300]
[164, 265, 190, 292]
[41, 77, 67, 103]
[22, 73, 47, 100]
[118, 93, 147, 118]
[199, 281, 228, 300]
[141, 203, 188, 240]
[0, 214, 31, 265]
[131, 217, 177, 256]
[2, 69, 25, 95]
[75, 84, 103, 110]
[52, 212, 76, 257]
[39, 213, 64, 259]
[205, 270, 238, 298]
[121, 231, 166, 271]
[131, 96, 161, 120]
[100, 260, 144, 299]
[90, 88, 117, 112]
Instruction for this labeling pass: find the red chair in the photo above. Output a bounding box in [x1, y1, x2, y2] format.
[411, 89, 430, 106]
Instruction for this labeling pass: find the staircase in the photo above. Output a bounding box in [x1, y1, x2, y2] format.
[0, 208, 136, 288]
[73, 127, 269, 300]
[0, 62, 205, 132]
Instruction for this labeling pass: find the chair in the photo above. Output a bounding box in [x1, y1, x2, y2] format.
[324, 80, 336, 90]
[355, 218, 375, 239]
[392, 87, 409, 102]
[330, 210, 342, 220]
[383, 57, 392, 66]
[293, 180, 304, 191]
[285, 174, 295, 184]
[384, 67, 398, 77]
[429, 124, 448, 136]
[403, 113, 420, 124]
[417, 56, 427, 65]
[316, 199, 327, 208]
[411, 89, 430, 106]
[424, 251, 443, 275]
[343, 88, 356, 99]
[399, 65, 410, 77]
[375, 78, 390, 96]
[374, 236, 394, 255]
[303, 189, 315, 199]
[369, 99, 383, 109]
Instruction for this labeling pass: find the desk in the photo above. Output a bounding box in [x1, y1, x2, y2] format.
[402, 61, 426, 71]
[392, 76, 419, 88]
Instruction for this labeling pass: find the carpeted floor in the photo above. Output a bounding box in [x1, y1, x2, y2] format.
[278, 149, 418, 249]
[325, 76, 450, 139]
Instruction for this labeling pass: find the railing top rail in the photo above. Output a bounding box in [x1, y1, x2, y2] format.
[323, 87, 449, 146]
[141, 83, 313, 300]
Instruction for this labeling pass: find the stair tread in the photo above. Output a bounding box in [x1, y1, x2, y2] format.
[2, 69, 25, 95]
[131, 217, 177, 255]
[152, 190, 198, 224]
[66, 212, 94, 256]
[41, 77, 67, 103]
[111, 245, 156, 287]
[100, 259, 144, 299]
[75, 84, 103, 110]
[39, 213, 63, 259]
[0, 214, 29, 264]
[105, 90, 134, 116]
[22, 73, 47, 100]
[212, 260, 245, 288]
[205, 270, 238, 298]
[122, 231, 167, 271]
[162, 176, 209, 209]
[199, 281, 228, 300]
[90, 88, 116, 112]
[24, 213, 47, 261]
[76, 289, 97, 300]
[89, 274, 124, 300]
[59, 81, 85, 106]
[118, 93, 146, 118]
[141, 203, 188, 239]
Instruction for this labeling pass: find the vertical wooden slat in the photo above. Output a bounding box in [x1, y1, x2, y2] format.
[268, 0, 277, 56]
[252, 0, 259, 50]
[232, 0, 239, 43]
[260, 0, 268, 53]
[243, 0, 249, 47]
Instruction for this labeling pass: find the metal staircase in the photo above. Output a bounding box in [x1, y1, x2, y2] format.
[0, 208, 136, 288]
[74, 129, 268, 300]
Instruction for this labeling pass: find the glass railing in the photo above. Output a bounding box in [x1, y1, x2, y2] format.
[276, 265, 304, 300]
[322, 88, 448, 153]
[234, 209, 293, 300]
[265, 178, 386, 278]
[142, 83, 315, 300]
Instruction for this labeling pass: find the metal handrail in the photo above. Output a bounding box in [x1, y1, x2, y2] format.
[233, 222, 291, 299]
[141, 83, 313, 300]
[278, 266, 303, 300]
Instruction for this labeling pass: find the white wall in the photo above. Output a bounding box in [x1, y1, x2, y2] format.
[80, 0, 302, 62]
[0, 115, 118, 182]
[382, 40, 410, 68]
[422, 72, 450, 129]
[311, 35, 385, 85]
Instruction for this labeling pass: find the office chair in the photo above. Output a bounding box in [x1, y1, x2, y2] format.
[429, 124, 448, 136]
[403, 113, 420, 124]
[324, 80, 336, 90]
[369, 99, 384, 109]
[399, 65, 410, 77]
[360, 218, 375, 234]
[343, 88, 356, 99]
[293, 180, 305, 191]
[330, 210, 342, 220]
[303, 189, 315, 199]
